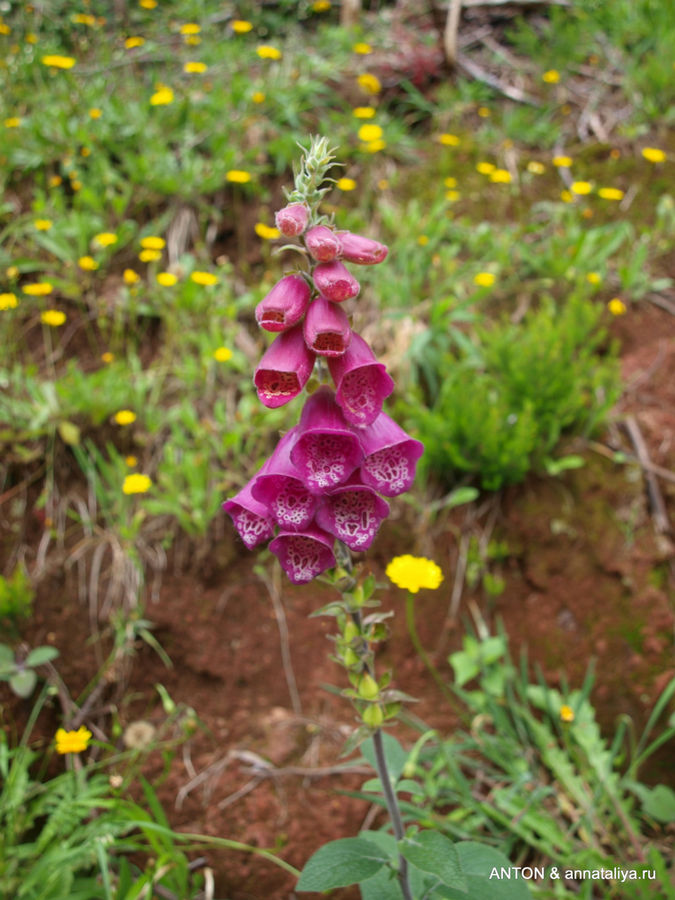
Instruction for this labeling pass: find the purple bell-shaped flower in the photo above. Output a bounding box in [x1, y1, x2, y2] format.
[312, 260, 360, 303]
[275, 203, 309, 237]
[315, 476, 390, 551]
[269, 524, 336, 584]
[303, 295, 351, 357]
[328, 332, 394, 427]
[305, 225, 342, 262]
[290, 386, 363, 493]
[357, 412, 424, 496]
[251, 429, 317, 531]
[338, 231, 388, 265]
[222, 464, 275, 549]
[254, 323, 316, 408]
[255, 274, 311, 333]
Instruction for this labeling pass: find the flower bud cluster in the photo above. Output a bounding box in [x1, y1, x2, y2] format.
[224, 139, 423, 584]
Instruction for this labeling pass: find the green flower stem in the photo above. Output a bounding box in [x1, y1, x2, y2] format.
[405, 591, 456, 706]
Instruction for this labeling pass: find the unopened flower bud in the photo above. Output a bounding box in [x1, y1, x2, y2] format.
[305, 225, 342, 262]
[275, 203, 309, 237]
[339, 232, 388, 265]
[362, 704, 384, 728]
[313, 260, 360, 302]
[357, 673, 380, 700]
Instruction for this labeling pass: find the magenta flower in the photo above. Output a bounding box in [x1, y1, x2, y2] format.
[357, 412, 424, 496]
[275, 203, 309, 237]
[254, 324, 316, 408]
[269, 524, 337, 584]
[222, 466, 275, 549]
[339, 231, 388, 265]
[290, 386, 363, 492]
[315, 479, 389, 551]
[251, 429, 317, 531]
[312, 260, 360, 302]
[305, 225, 342, 262]
[328, 332, 394, 427]
[255, 274, 311, 333]
[303, 295, 351, 357]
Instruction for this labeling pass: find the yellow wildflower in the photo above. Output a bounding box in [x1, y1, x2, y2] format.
[41, 54, 76, 69]
[180, 23, 200, 35]
[125, 36, 145, 49]
[490, 169, 512, 183]
[49, 175, 63, 187]
[71, 180, 82, 192]
[358, 123, 383, 143]
[444, 177, 457, 188]
[552, 155, 572, 167]
[527, 161, 546, 175]
[184, 61, 207, 73]
[232, 20, 253, 34]
[140, 235, 165, 250]
[89, 108, 102, 119]
[587, 272, 601, 285]
[353, 106, 376, 119]
[0, 23, 10, 35]
[190, 271, 218, 286]
[139, 249, 161, 262]
[55, 726, 92, 754]
[72, 13, 97, 25]
[6, 266, 19, 278]
[386, 555, 443, 594]
[256, 45, 282, 60]
[378, 179, 389, 190]
[252, 91, 265, 103]
[417, 235, 429, 246]
[559, 705, 575, 723]
[139, 0, 157, 8]
[336, 177, 356, 191]
[156, 272, 178, 286]
[114, 409, 136, 425]
[125, 455, 138, 467]
[560, 190, 574, 203]
[476, 162, 495, 175]
[213, 347, 233, 362]
[312, 0, 331, 10]
[477, 106, 490, 117]
[226, 169, 252, 183]
[357, 72, 381, 95]
[23, 282, 53, 296]
[41, 309, 66, 326]
[4, 117, 21, 128]
[571, 181, 593, 195]
[34, 219, 53, 231]
[446, 190, 460, 202]
[439, 133, 460, 146]
[597, 187, 624, 201]
[123, 268, 140, 284]
[608, 298, 627, 315]
[101, 351, 115, 363]
[255, 223, 281, 240]
[78, 255, 98, 271]
[363, 139, 386, 153]
[542, 69, 560, 83]
[353, 42, 372, 55]
[0, 293, 18, 310]
[122, 473, 152, 494]
[474, 272, 496, 287]
[641, 147, 666, 163]
[150, 86, 174, 106]
[94, 232, 117, 247]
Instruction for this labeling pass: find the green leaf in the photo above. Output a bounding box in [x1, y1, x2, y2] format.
[25, 646, 60, 667]
[10, 668, 37, 698]
[359, 733, 409, 786]
[58, 420, 81, 446]
[446, 487, 480, 509]
[296, 838, 388, 891]
[400, 831, 467, 891]
[434, 843, 533, 899]
[641, 784, 675, 823]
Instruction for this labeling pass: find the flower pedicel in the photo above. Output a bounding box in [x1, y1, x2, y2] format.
[224, 137, 423, 583]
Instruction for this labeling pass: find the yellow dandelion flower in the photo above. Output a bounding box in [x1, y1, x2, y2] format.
[439, 133, 460, 146]
[49, 175, 63, 187]
[114, 409, 136, 425]
[184, 35, 201, 45]
[552, 155, 572, 167]
[353, 106, 376, 119]
[226, 169, 252, 183]
[444, 177, 457, 188]
[123, 268, 140, 284]
[55, 726, 92, 754]
[180, 23, 200, 35]
[72, 13, 97, 25]
[4, 116, 21, 128]
[364, 139, 386, 153]
[477, 106, 490, 117]
[94, 232, 117, 247]
[252, 91, 265, 103]
[608, 298, 627, 315]
[122, 473, 152, 494]
[377, 179, 389, 190]
[587, 272, 601, 285]
[125, 455, 138, 467]
[490, 168, 512, 183]
[139, 0, 157, 8]
[312, 0, 331, 10]
[357, 72, 381, 95]
[445, 190, 460, 202]
[78, 256, 98, 271]
[23, 282, 53, 296]
[41, 309, 66, 326]
[571, 181, 593, 195]
[527, 161, 546, 175]
[125, 36, 145, 49]
[542, 69, 560, 83]
[560, 190, 574, 203]
[358, 123, 383, 143]
[71, 180, 82, 192]
[559, 705, 575, 723]
[353, 42, 372, 55]
[255, 223, 281, 240]
[213, 346, 233, 362]
[6, 266, 19, 278]
[386, 555, 443, 594]
[33, 219, 53, 231]
[190, 271, 218, 286]
[101, 351, 115, 363]
[232, 20, 253, 34]
[641, 147, 666, 163]
[89, 108, 102, 119]
[0, 292, 18, 310]
[139, 249, 161, 262]
[156, 272, 178, 286]
[140, 235, 165, 250]
[41, 54, 76, 69]
[150, 86, 174, 106]
[336, 177, 356, 191]
[476, 162, 495, 175]
[417, 235, 429, 246]
[597, 187, 624, 201]
[256, 45, 282, 60]
[610, 148, 621, 160]
[474, 272, 496, 287]
[0, 23, 10, 35]
[26, 33, 38, 43]
[184, 61, 207, 73]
